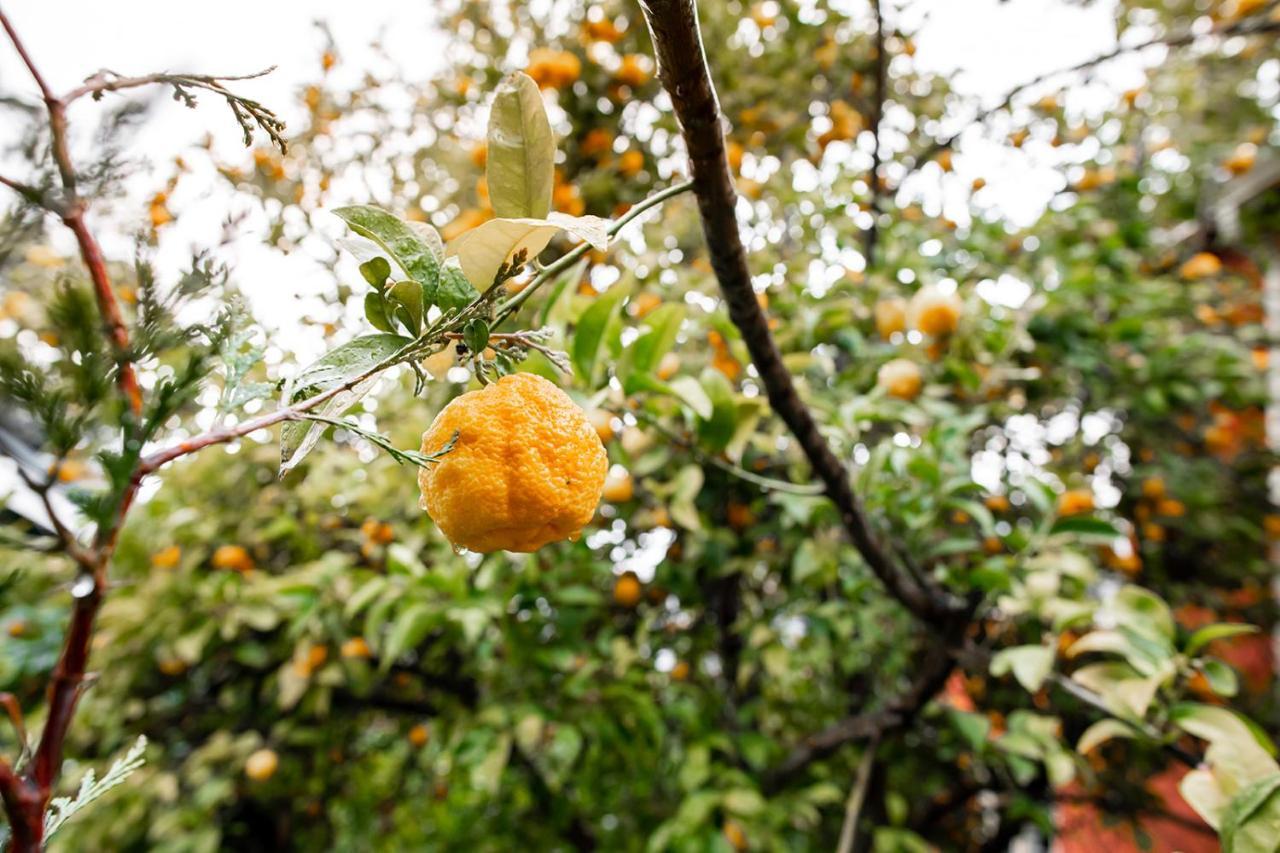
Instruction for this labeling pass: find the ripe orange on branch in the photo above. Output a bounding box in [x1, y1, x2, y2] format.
[417, 373, 608, 553]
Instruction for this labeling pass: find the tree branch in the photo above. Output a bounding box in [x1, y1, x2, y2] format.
[1, 9, 143, 418]
[863, 0, 886, 266]
[636, 0, 960, 621]
[835, 737, 878, 853]
[0, 172, 40, 203]
[0, 757, 41, 852]
[762, 636, 956, 791]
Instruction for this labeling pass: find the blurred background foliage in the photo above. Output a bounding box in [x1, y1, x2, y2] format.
[1, 0, 1278, 849]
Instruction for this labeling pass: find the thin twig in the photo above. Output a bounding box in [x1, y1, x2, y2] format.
[62, 67, 286, 152]
[0, 172, 40, 202]
[836, 737, 879, 853]
[62, 66, 275, 104]
[13, 467, 91, 568]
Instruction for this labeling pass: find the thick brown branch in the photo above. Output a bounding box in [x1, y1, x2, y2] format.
[637, 0, 959, 621]
[864, 0, 886, 266]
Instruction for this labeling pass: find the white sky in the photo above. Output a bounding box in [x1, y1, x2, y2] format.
[0, 0, 1146, 363]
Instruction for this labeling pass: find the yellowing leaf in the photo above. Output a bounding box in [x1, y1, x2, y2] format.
[487, 71, 555, 219]
[449, 214, 609, 289]
[1076, 719, 1135, 754]
[990, 645, 1054, 692]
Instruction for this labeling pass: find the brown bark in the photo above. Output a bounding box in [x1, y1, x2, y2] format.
[636, 0, 961, 622]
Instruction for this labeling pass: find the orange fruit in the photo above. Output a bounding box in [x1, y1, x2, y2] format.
[341, 637, 371, 659]
[588, 409, 616, 444]
[877, 358, 923, 400]
[602, 468, 635, 503]
[526, 49, 581, 89]
[152, 545, 182, 570]
[618, 150, 645, 177]
[615, 54, 651, 88]
[723, 821, 748, 851]
[212, 544, 254, 573]
[361, 519, 395, 544]
[1056, 489, 1094, 517]
[417, 373, 607, 553]
[409, 724, 430, 747]
[874, 297, 907, 339]
[1073, 166, 1115, 191]
[613, 573, 643, 607]
[1179, 252, 1222, 280]
[1223, 144, 1256, 176]
[909, 287, 962, 337]
[246, 749, 279, 781]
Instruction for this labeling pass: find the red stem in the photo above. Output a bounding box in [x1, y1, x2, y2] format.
[0, 10, 143, 849]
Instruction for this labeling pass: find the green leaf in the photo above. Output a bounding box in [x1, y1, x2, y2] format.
[463, 319, 490, 356]
[1200, 658, 1240, 697]
[386, 280, 424, 333]
[1075, 719, 1135, 754]
[722, 788, 765, 817]
[572, 285, 629, 386]
[334, 205, 440, 299]
[990, 645, 1054, 693]
[697, 369, 738, 453]
[471, 732, 512, 794]
[1221, 773, 1280, 853]
[487, 71, 555, 219]
[1185, 623, 1260, 657]
[540, 255, 590, 326]
[437, 258, 480, 312]
[668, 464, 705, 531]
[1112, 584, 1175, 643]
[668, 375, 713, 419]
[364, 292, 394, 333]
[380, 603, 435, 669]
[1049, 516, 1121, 539]
[628, 303, 685, 375]
[360, 256, 391, 288]
[949, 710, 991, 751]
[280, 334, 412, 476]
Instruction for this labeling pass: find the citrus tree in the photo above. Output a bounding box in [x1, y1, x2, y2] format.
[1, 1, 1278, 850]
